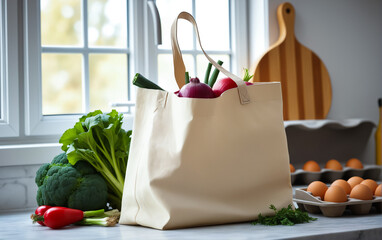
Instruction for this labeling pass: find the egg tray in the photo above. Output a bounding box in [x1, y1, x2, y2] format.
[291, 164, 381, 185]
[293, 188, 382, 217]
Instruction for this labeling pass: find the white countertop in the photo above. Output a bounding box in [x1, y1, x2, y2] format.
[1, 207, 382, 240]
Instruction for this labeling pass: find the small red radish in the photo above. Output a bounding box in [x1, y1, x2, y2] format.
[212, 78, 253, 97]
[34, 205, 52, 226]
[31, 207, 105, 229]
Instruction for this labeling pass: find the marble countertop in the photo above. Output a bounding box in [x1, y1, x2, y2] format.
[1, 208, 382, 240]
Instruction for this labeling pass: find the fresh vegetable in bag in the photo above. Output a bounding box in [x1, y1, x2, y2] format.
[212, 69, 254, 97]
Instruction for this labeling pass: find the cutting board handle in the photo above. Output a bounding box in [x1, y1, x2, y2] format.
[277, 2, 295, 42]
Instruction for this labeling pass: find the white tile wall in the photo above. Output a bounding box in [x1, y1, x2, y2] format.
[0, 165, 40, 211]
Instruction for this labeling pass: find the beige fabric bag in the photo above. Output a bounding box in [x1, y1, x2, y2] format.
[120, 12, 293, 230]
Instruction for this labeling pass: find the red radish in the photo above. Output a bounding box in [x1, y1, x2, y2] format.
[178, 77, 215, 99]
[31, 207, 105, 229]
[44, 207, 84, 229]
[34, 205, 52, 226]
[212, 78, 253, 97]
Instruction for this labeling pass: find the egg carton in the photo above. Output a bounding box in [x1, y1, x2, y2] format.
[291, 165, 381, 185]
[293, 188, 382, 217]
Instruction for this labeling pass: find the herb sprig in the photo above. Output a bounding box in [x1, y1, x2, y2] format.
[252, 204, 317, 226]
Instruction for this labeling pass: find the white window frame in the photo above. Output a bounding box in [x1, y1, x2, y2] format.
[24, 0, 140, 136]
[0, 0, 19, 137]
[24, 0, 82, 136]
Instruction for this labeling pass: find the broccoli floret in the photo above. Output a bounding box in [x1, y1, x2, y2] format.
[35, 152, 108, 211]
[35, 163, 50, 186]
[51, 152, 69, 164]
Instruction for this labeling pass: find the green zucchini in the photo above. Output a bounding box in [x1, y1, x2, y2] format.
[133, 73, 163, 90]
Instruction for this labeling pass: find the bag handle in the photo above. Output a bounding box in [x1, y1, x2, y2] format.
[171, 12, 251, 105]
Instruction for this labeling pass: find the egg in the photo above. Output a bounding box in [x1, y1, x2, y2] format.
[360, 179, 378, 193]
[346, 158, 363, 169]
[307, 181, 328, 200]
[350, 184, 373, 200]
[324, 185, 348, 202]
[347, 176, 364, 189]
[303, 160, 321, 172]
[325, 159, 343, 170]
[290, 164, 295, 173]
[331, 179, 351, 194]
[375, 184, 382, 196]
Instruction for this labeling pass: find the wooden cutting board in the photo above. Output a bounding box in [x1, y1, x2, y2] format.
[251, 2, 332, 120]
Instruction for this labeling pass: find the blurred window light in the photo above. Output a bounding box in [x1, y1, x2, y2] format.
[40, 0, 129, 115]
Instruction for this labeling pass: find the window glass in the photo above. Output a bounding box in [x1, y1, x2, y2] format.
[195, 0, 230, 51]
[88, 0, 127, 47]
[41, 53, 83, 115]
[41, 0, 82, 46]
[89, 54, 128, 112]
[156, 0, 193, 50]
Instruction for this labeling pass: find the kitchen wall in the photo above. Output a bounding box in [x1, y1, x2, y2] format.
[249, 0, 382, 123]
[249, 0, 382, 164]
[0, 165, 40, 211]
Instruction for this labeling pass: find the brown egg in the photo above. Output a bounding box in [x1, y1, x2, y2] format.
[325, 159, 343, 170]
[346, 158, 363, 169]
[361, 179, 378, 193]
[347, 176, 364, 189]
[350, 184, 373, 200]
[331, 179, 351, 194]
[324, 186, 348, 202]
[307, 181, 328, 200]
[303, 160, 321, 172]
[290, 164, 295, 173]
[375, 184, 382, 196]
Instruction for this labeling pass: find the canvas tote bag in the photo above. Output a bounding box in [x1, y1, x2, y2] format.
[120, 12, 293, 230]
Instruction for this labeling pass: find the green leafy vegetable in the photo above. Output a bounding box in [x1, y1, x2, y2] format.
[35, 153, 108, 211]
[185, 71, 190, 84]
[252, 205, 317, 226]
[243, 68, 254, 82]
[59, 110, 132, 210]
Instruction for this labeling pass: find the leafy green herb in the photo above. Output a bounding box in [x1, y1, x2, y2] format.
[59, 110, 132, 210]
[252, 204, 317, 226]
[242, 68, 254, 82]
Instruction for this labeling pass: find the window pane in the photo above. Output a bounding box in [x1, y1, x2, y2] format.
[158, 53, 194, 92]
[156, 0, 193, 50]
[88, 0, 127, 47]
[42, 54, 82, 115]
[89, 54, 128, 112]
[195, 0, 230, 51]
[41, 0, 82, 46]
[196, 54, 230, 80]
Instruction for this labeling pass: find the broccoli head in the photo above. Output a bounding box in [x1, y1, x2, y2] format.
[35, 152, 108, 211]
